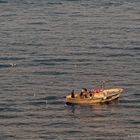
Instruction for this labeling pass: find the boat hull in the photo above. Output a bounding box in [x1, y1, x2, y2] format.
[66, 88, 123, 105]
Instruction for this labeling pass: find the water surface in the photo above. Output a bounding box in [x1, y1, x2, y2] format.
[0, 0, 140, 139]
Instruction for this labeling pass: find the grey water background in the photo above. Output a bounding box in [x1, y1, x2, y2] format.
[0, 0, 140, 139]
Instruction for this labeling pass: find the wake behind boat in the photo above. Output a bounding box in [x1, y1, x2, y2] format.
[66, 83, 123, 105]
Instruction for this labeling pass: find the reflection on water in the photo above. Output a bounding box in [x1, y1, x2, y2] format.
[66, 99, 120, 114]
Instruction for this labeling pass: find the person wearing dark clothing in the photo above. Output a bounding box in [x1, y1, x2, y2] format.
[71, 90, 75, 98]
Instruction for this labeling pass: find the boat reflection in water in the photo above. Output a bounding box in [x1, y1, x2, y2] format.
[66, 98, 121, 114]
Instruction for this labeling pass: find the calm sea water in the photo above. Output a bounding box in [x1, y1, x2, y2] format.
[0, 0, 140, 139]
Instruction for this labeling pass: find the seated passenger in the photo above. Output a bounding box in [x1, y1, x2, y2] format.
[80, 92, 84, 98]
[82, 88, 90, 98]
[89, 93, 93, 98]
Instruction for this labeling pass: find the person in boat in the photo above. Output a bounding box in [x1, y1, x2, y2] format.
[87, 89, 92, 98]
[80, 92, 84, 98]
[89, 92, 93, 98]
[71, 90, 75, 98]
[80, 88, 85, 98]
[80, 88, 89, 98]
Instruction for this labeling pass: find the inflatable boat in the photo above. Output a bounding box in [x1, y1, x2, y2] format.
[66, 88, 123, 105]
